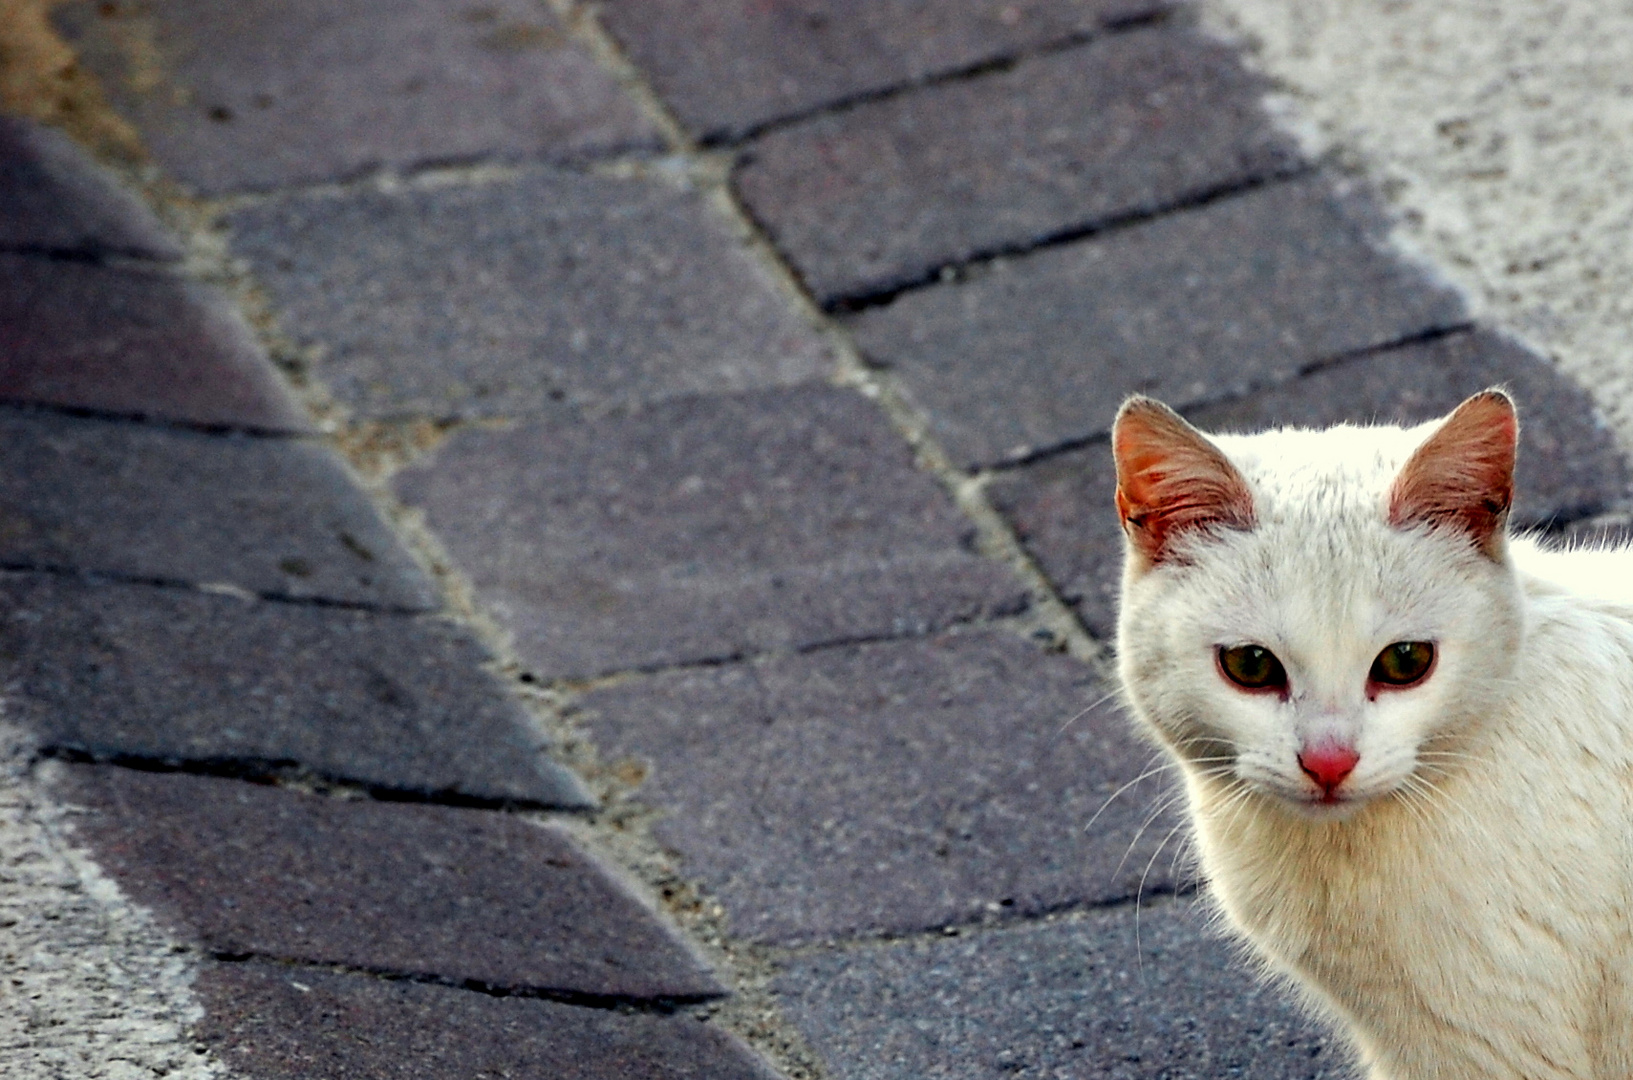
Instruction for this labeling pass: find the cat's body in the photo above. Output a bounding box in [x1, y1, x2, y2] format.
[1112, 393, 1633, 1079]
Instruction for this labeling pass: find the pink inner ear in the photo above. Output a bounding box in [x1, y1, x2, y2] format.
[1388, 390, 1517, 557]
[1113, 398, 1255, 565]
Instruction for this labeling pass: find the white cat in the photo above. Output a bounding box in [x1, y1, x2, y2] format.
[1112, 389, 1633, 1079]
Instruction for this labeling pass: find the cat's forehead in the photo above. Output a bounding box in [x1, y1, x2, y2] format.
[1207, 422, 1429, 512]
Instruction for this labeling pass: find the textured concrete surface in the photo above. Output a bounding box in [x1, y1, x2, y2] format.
[228, 168, 833, 422]
[1201, 0, 1633, 460]
[598, 0, 1169, 141]
[0, 410, 436, 609]
[578, 629, 1181, 944]
[0, 739, 224, 1079]
[54, 0, 659, 193]
[196, 962, 780, 1080]
[991, 328, 1633, 636]
[735, 27, 1298, 303]
[395, 385, 1027, 678]
[848, 174, 1466, 467]
[57, 767, 721, 1000]
[0, 572, 587, 806]
[776, 900, 1346, 1079]
[0, 254, 307, 430]
[0, 116, 180, 259]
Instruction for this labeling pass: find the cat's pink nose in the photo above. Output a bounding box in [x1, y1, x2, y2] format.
[1298, 744, 1360, 792]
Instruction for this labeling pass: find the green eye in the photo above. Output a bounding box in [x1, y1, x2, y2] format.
[1218, 645, 1287, 691]
[1371, 641, 1435, 686]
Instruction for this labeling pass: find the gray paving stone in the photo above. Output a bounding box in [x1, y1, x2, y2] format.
[0, 410, 435, 610]
[196, 962, 780, 1080]
[394, 385, 1028, 678]
[0, 572, 586, 806]
[735, 29, 1299, 303]
[0, 254, 307, 431]
[989, 328, 1632, 638]
[54, 0, 658, 195]
[0, 116, 181, 259]
[56, 767, 720, 1000]
[227, 169, 832, 421]
[576, 629, 1182, 945]
[598, 0, 1169, 142]
[848, 174, 1467, 467]
[777, 900, 1347, 1079]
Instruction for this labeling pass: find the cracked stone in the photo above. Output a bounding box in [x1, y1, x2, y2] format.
[0, 571, 587, 806]
[847, 174, 1467, 467]
[0, 254, 307, 431]
[56, 767, 721, 1000]
[227, 168, 832, 421]
[736, 28, 1299, 303]
[599, 0, 1171, 141]
[0, 410, 435, 610]
[394, 385, 1028, 678]
[0, 116, 181, 259]
[54, 0, 658, 194]
[577, 628, 1181, 944]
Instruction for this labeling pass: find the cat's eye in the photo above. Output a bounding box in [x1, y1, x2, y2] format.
[1217, 644, 1287, 692]
[1370, 641, 1435, 687]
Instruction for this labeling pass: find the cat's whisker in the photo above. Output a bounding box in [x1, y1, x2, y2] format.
[1052, 687, 1126, 739]
[1134, 818, 1192, 990]
[1081, 761, 1183, 837]
[1112, 792, 1188, 883]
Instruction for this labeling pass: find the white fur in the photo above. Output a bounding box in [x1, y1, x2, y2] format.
[1117, 415, 1633, 1079]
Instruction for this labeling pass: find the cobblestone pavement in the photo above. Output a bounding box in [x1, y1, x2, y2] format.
[0, 3, 1629, 1078]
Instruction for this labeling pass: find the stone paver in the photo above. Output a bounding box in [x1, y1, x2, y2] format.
[57, 767, 721, 1000]
[227, 169, 833, 422]
[54, 0, 659, 194]
[0, 254, 307, 431]
[598, 0, 1171, 142]
[0, 116, 180, 259]
[735, 28, 1299, 304]
[776, 900, 1345, 1079]
[0, 410, 435, 610]
[849, 174, 1467, 467]
[197, 961, 780, 1080]
[394, 385, 1028, 679]
[0, 572, 586, 806]
[990, 328, 1632, 637]
[577, 629, 1181, 945]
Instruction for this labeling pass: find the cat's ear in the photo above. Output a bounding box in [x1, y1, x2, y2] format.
[1388, 389, 1517, 559]
[1112, 397, 1256, 568]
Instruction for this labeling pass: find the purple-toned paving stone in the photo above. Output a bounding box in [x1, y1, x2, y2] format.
[394, 385, 1028, 678]
[735, 28, 1300, 303]
[598, 0, 1171, 142]
[989, 328, 1628, 637]
[0, 410, 435, 610]
[0, 572, 587, 806]
[227, 169, 832, 422]
[0, 254, 307, 431]
[196, 962, 782, 1080]
[777, 900, 1345, 1079]
[0, 116, 181, 259]
[576, 629, 1182, 945]
[56, 767, 721, 1000]
[848, 174, 1467, 467]
[54, 0, 658, 194]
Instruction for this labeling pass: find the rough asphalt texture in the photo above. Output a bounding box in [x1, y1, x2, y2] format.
[0, 2, 1628, 1078]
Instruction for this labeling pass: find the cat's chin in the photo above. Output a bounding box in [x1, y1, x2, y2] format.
[1278, 795, 1370, 822]
[1253, 784, 1382, 823]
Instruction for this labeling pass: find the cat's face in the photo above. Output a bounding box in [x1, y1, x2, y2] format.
[1113, 393, 1525, 820]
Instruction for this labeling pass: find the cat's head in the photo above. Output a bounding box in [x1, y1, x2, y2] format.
[1112, 391, 1525, 820]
